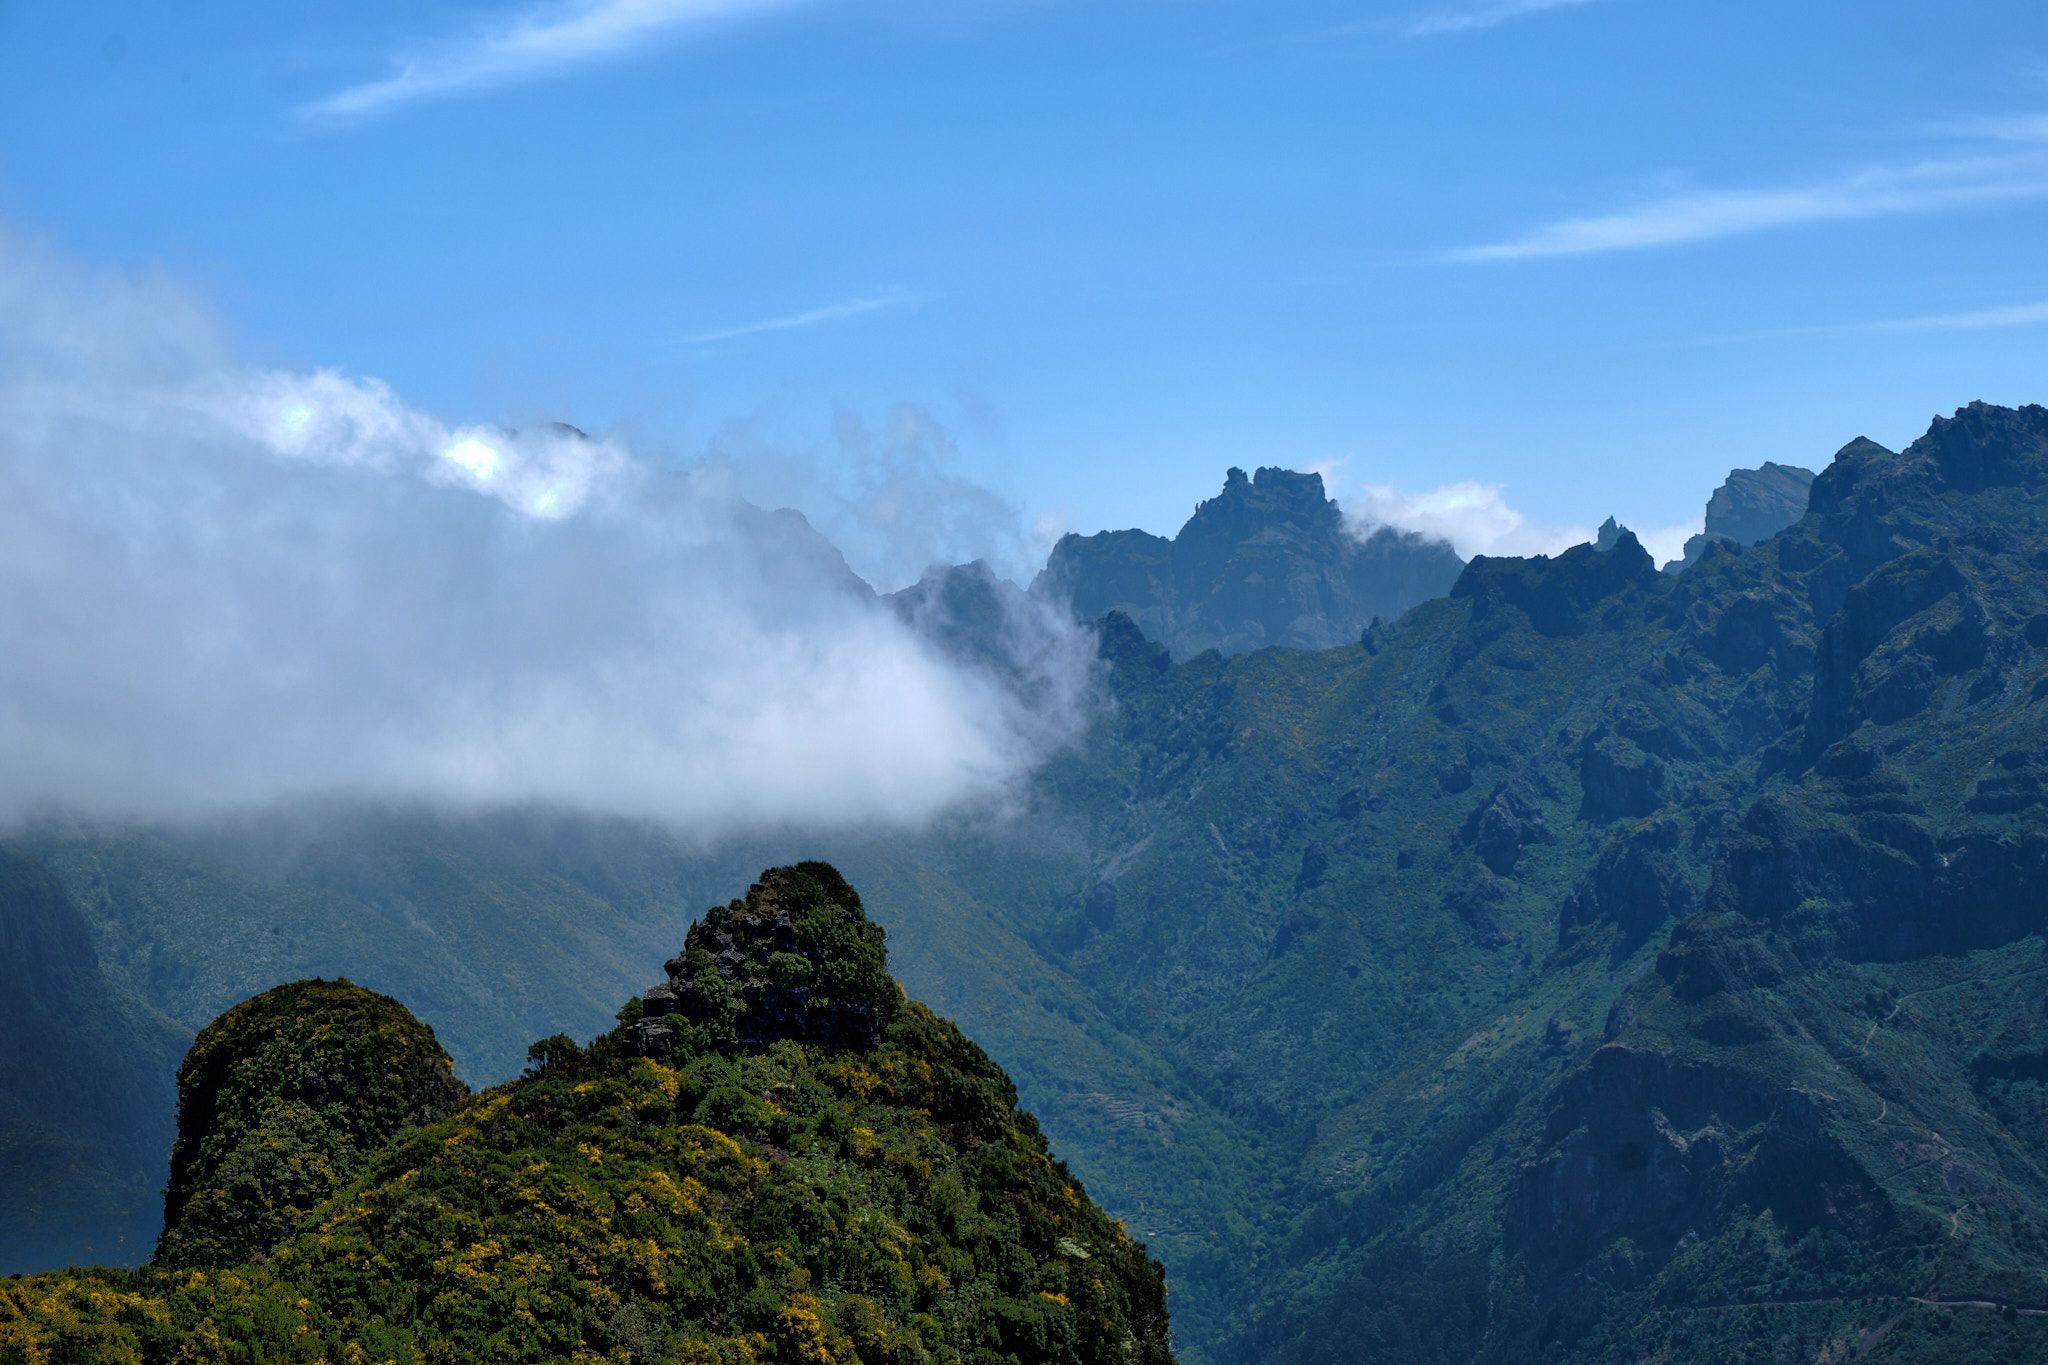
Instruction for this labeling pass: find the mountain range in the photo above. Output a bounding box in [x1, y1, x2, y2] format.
[14, 409, 2048, 1362]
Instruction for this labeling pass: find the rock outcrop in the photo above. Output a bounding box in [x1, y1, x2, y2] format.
[1668, 461, 1817, 572]
[633, 862, 898, 1057]
[1035, 466, 1463, 658]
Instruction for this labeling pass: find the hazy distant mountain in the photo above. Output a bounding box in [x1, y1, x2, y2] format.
[1667, 459, 1816, 572]
[0, 849, 185, 1271]
[1034, 465, 1464, 658]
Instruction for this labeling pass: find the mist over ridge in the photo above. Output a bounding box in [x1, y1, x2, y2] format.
[0, 230, 1096, 831]
[0, 225, 1745, 839]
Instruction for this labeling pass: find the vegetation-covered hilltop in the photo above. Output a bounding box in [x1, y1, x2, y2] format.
[0, 865, 1172, 1365]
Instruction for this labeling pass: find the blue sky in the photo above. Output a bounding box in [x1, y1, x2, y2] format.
[5, 0, 2048, 581]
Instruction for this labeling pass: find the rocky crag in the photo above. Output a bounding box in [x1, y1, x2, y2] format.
[1015, 402, 2048, 1363]
[1667, 459, 1817, 572]
[1035, 465, 1463, 658]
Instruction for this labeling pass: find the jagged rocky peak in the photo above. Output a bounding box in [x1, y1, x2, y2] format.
[634, 861, 899, 1056]
[1034, 464, 1464, 659]
[1667, 460, 1818, 572]
[1593, 515, 1629, 551]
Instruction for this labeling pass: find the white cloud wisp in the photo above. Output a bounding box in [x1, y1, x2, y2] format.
[1397, 0, 1606, 40]
[1442, 148, 2048, 262]
[0, 231, 1093, 831]
[302, 0, 798, 123]
[672, 286, 932, 349]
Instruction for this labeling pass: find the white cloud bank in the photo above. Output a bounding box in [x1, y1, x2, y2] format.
[1332, 476, 1698, 566]
[0, 230, 1091, 830]
[302, 0, 800, 123]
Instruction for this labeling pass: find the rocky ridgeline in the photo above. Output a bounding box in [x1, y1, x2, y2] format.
[1036, 465, 1465, 658]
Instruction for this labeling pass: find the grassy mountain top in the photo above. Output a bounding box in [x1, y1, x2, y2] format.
[0, 865, 1172, 1365]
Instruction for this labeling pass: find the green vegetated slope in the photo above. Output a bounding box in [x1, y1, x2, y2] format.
[4, 817, 1270, 1356]
[971, 401, 2048, 1363]
[18, 403, 2048, 1363]
[0, 848, 188, 1270]
[1, 865, 1173, 1365]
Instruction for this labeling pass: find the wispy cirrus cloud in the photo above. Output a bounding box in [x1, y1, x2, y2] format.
[302, 0, 798, 124]
[1395, 0, 1606, 39]
[1682, 298, 2048, 349]
[1313, 0, 1607, 43]
[670, 286, 933, 348]
[1442, 145, 2048, 262]
[1857, 298, 2048, 333]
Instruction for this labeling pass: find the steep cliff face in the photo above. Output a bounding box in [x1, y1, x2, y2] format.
[1036, 466, 1463, 657]
[1018, 404, 2048, 1363]
[0, 848, 185, 1272]
[1669, 460, 1818, 572]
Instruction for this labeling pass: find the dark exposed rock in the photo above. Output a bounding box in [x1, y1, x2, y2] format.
[1460, 782, 1551, 875]
[1035, 466, 1463, 658]
[1295, 845, 1329, 890]
[1653, 911, 1789, 999]
[1558, 814, 1697, 952]
[634, 862, 898, 1057]
[1706, 789, 2048, 964]
[1708, 462, 1819, 545]
[1085, 880, 1119, 928]
[1452, 531, 1659, 638]
[1443, 867, 1510, 942]
[1806, 549, 1981, 751]
[1580, 731, 1665, 823]
[1509, 1046, 1888, 1281]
